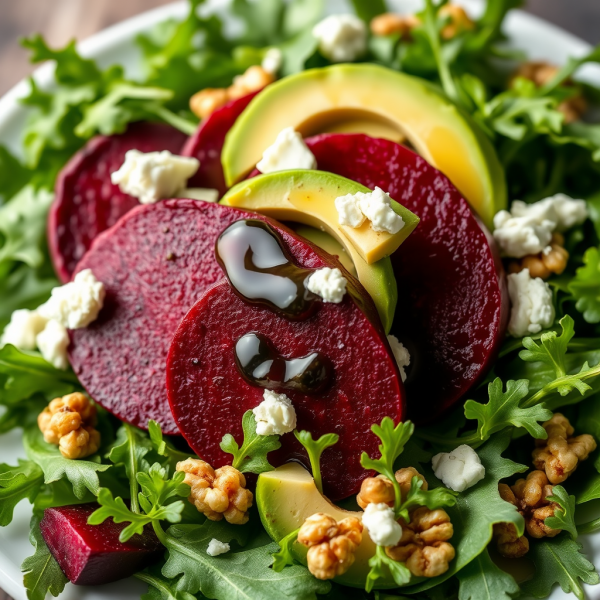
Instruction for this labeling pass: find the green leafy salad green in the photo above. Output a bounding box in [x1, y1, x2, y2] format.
[3, 0, 600, 599]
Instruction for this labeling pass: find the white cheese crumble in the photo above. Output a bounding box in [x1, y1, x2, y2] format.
[387, 335, 410, 383]
[256, 127, 317, 174]
[305, 268, 347, 304]
[262, 47, 283, 75]
[507, 268, 555, 337]
[38, 269, 105, 330]
[0, 309, 47, 350]
[206, 538, 231, 556]
[334, 193, 366, 228]
[493, 194, 588, 258]
[312, 14, 367, 63]
[362, 502, 402, 547]
[111, 150, 200, 205]
[253, 390, 297, 436]
[431, 445, 485, 492]
[36, 320, 69, 370]
[335, 188, 404, 235]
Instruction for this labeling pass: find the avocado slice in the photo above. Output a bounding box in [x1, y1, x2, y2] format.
[222, 64, 506, 229]
[294, 225, 357, 277]
[220, 170, 420, 332]
[256, 463, 396, 589]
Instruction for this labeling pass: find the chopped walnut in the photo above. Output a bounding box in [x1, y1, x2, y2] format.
[357, 467, 428, 510]
[508, 233, 569, 280]
[37, 393, 100, 459]
[532, 413, 596, 484]
[386, 507, 455, 578]
[370, 13, 420, 37]
[190, 65, 275, 119]
[176, 458, 253, 524]
[298, 513, 363, 580]
[438, 4, 475, 39]
[493, 521, 529, 558]
[511, 61, 587, 123]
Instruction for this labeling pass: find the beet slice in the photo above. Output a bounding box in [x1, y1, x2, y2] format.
[166, 244, 404, 501]
[181, 91, 259, 197]
[40, 504, 162, 585]
[302, 134, 509, 422]
[49, 122, 188, 282]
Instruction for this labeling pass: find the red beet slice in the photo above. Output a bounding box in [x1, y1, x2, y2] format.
[167, 238, 404, 500]
[302, 134, 509, 423]
[49, 122, 188, 282]
[40, 504, 162, 585]
[181, 91, 259, 197]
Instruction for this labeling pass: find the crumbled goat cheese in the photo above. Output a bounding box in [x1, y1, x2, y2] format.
[387, 335, 410, 383]
[262, 48, 283, 75]
[312, 14, 367, 63]
[111, 150, 199, 204]
[362, 502, 402, 547]
[176, 187, 220, 203]
[206, 538, 231, 556]
[432, 445, 485, 492]
[1, 309, 47, 350]
[493, 194, 588, 258]
[38, 269, 105, 330]
[253, 390, 297, 436]
[256, 127, 317, 174]
[36, 320, 69, 370]
[306, 268, 347, 304]
[335, 193, 366, 228]
[507, 269, 555, 337]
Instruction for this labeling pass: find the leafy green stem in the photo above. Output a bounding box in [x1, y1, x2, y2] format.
[152, 519, 169, 546]
[143, 104, 197, 135]
[293, 430, 339, 494]
[124, 423, 141, 514]
[577, 517, 600, 535]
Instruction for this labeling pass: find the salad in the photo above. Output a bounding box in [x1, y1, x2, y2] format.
[2, 0, 600, 599]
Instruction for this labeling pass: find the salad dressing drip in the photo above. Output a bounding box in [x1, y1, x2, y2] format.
[234, 332, 332, 394]
[215, 219, 317, 320]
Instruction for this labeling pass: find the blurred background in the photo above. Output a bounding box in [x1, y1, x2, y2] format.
[0, 0, 599, 96]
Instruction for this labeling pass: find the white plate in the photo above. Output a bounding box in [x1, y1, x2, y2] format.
[0, 1, 599, 599]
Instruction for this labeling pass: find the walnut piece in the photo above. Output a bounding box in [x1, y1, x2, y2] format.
[511, 61, 587, 123]
[37, 392, 100, 459]
[386, 507, 455, 578]
[190, 65, 275, 119]
[176, 458, 253, 525]
[438, 4, 475, 39]
[298, 513, 363, 580]
[508, 233, 569, 280]
[357, 467, 428, 510]
[532, 413, 596, 484]
[370, 13, 420, 37]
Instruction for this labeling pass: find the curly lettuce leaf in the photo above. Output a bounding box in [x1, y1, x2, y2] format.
[0, 459, 43, 526]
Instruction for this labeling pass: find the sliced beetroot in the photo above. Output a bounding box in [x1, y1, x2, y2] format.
[303, 134, 508, 423]
[40, 504, 162, 585]
[181, 91, 259, 197]
[167, 236, 404, 500]
[49, 122, 188, 282]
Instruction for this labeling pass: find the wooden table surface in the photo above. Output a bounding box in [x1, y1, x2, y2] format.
[0, 0, 598, 599]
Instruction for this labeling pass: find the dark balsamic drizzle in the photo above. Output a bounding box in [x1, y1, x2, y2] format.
[215, 219, 317, 320]
[235, 333, 332, 395]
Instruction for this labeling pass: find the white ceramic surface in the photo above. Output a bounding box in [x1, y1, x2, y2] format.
[0, 1, 599, 599]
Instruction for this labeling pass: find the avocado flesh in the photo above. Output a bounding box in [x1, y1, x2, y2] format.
[294, 225, 357, 276]
[256, 463, 396, 589]
[220, 170, 421, 333]
[222, 64, 506, 229]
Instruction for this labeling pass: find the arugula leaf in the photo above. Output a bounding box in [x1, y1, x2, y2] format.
[23, 424, 110, 499]
[463, 378, 552, 443]
[220, 410, 280, 474]
[456, 548, 519, 600]
[271, 527, 301, 572]
[0, 146, 29, 205]
[0, 459, 43, 526]
[361, 418, 414, 514]
[148, 420, 192, 468]
[0, 344, 79, 405]
[161, 521, 331, 599]
[366, 545, 411, 593]
[521, 534, 599, 600]
[350, 0, 387, 22]
[402, 434, 527, 594]
[569, 246, 600, 323]
[544, 485, 577, 539]
[21, 515, 68, 600]
[397, 476, 457, 522]
[137, 566, 196, 600]
[294, 430, 338, 494]
[138, 464, 190, 515]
